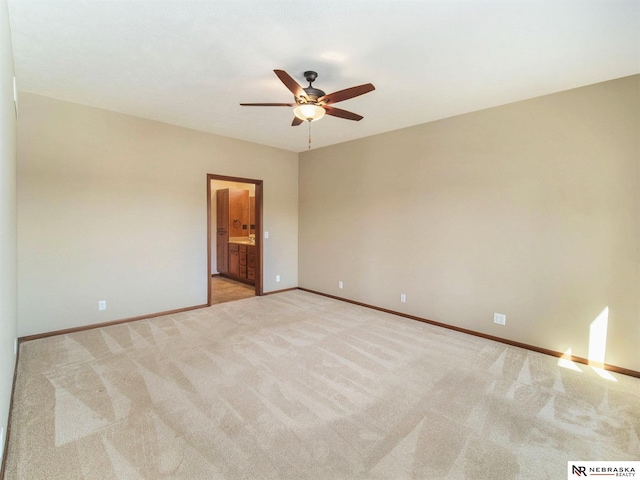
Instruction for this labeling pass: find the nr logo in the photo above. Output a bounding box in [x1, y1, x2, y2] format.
[572, 465, 587, 476]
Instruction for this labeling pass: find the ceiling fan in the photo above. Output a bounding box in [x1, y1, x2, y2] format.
[240, 70, 375, 126]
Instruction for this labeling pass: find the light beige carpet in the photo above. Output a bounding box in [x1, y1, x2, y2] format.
[4, 290, 639, 479]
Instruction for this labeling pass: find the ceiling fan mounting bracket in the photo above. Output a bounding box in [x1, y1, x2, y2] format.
[303, 71, 318, 84]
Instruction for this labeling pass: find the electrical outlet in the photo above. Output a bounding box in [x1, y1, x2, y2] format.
[338, 281, 343, 289]
[400, 293, 406, 303]
[276, 275, 281, 282]
[494, 313, 506, 325]
[98, 300, 107, 311]
[264, 231, 269, 239]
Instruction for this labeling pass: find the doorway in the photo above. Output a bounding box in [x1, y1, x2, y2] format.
[207, 174, 263, 305]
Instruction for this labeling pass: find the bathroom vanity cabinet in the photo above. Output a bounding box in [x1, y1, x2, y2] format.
[228, 243, 256, 284]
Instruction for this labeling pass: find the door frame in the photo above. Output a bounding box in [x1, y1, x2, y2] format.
[207, 174, 264, 304]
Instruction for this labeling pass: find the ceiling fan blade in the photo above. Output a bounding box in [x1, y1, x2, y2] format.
[291, 117, 304, 126]
[318, 83, 375, 105]
[324, 105, 364, 121]
[274, 70, 308, 101]
[240, 103, 296, 107]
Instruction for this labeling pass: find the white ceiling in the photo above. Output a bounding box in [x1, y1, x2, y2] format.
[7, 0, 640, 153]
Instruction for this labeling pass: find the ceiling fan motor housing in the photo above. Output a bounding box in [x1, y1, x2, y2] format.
[302, 87, 325, 103]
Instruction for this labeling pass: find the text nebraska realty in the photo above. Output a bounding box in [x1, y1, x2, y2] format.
[588, 466, 635, 477]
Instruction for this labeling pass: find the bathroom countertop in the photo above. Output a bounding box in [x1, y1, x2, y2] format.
[228, 237, 255, 246]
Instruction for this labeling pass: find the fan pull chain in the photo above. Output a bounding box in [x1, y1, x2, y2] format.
[308, 120, 312, 150]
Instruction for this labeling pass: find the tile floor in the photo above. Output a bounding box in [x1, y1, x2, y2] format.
[210, 275, 255, 304]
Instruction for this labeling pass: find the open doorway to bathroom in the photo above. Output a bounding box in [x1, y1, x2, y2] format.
[207, 174, 263, 305]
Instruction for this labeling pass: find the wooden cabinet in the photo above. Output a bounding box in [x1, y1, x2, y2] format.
[216, 188, 249, 275]
[239, 245, 247, 279]
[229, 190, 249, 237]
[216, 190, 230, 274]
[227, 243, 255, 285]
[247, 246, 256, 281]
[216, 231, 229, 274]
[249, 196, 256, 235]
[216, 189, 229, 231]
[216, 188, 249, 235]
[228, 243, 240, 277]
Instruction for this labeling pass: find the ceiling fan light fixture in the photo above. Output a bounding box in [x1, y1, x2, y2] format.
[293, 104, 325, 122]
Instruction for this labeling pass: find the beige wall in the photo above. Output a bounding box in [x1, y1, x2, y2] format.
[14, 76, 640, 373]
[299, 75, 640, 372]
[17, 93, 298, 337]
[0, 0, 18, 454]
